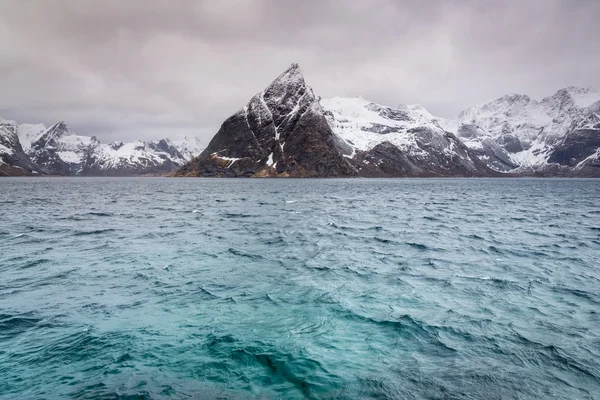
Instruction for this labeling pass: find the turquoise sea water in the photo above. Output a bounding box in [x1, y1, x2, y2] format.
[0, 178, 599, 399]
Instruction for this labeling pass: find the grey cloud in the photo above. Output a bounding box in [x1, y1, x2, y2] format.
[0, 0, 598, 143]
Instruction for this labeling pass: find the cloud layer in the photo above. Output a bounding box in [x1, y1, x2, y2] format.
[1, 0, 599, 142]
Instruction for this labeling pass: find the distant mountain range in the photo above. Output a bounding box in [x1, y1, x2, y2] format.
[3, 64, 599, 177]
[442, 87, 600, 175]
[178, 64, 599, 177]
[0, 117, 204, 176]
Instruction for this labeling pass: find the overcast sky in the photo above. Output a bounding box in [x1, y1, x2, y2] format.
[1, 0, 599, 143]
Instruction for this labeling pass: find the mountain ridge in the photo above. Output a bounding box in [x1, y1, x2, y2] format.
[441, 85, 600, 176]
[3, 65, 598, 177]
[176, 64, 497, 177]
[0, 118, 205, 176]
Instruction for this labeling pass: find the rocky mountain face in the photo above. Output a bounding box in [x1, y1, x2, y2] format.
[442, 87, 600, 176]
[0, 118, 205, 176]
[177, 63, 357, 177]
[0, 118, 42, 176]
[177, 64, 493, 178]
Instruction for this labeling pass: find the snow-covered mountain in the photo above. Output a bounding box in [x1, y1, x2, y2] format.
[321, 97, 491, 177]
[172, 136, 205, 161]
[178, 64, 598, 178]
[4, 65, 598, 178]
[27, 121, 206, 176]
[0, 117, 42, 176]
[442, 87, 600, 175]
[177, 63, 492, 177]
[0, 118, 205, 176]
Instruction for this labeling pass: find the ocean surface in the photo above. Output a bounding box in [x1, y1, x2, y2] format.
[1, 178, 599, 399]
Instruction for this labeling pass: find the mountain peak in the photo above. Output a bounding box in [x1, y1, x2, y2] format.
[543, 86, 600, 111]
[564, 85, 596, 93]
[42, 121, 74, 141]
[272, 63, 303, 81]
[176, 62, 357, 177]
[263, 63, 308, 99]
[287, 62, 301, 72]
[284, 62, 301, 76]
[251, 62, 317, 132]
[499, 93, 530, 102]
[49, 120, 70, 132]
[0, 116, 16, 126]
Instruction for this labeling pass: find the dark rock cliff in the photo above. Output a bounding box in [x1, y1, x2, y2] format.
[177, 64, 357, 177]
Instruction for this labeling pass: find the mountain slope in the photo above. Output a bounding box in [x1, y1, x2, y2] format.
[0, 118, 41, 176]
[172, 136, 205, 161]
[17, 123, 47, 151]
[176, 63, 357, 177]
[322, 97, 494, 177]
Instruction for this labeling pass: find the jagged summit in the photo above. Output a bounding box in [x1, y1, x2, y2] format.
[176, 63, 357, 177]
[258, 63, 317, 127]
[47, 120, 70, 132]
[35, 121, 76, 144]
[266, 63, 305, 89]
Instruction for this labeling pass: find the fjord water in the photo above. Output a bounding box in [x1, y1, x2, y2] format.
[1, 178, 599, 399]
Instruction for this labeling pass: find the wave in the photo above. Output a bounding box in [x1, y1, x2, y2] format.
[221, 212, 256, 218]
[466, 234, 485, 240]
[512, 331, 600, 380]
[86, 212, 112, 217]
[72, 228, 117, 236]
[407, 242, 428, 250]
[454, 274, 524, 289]
[203, 336, 332, 398]
[18, 258, 51, 270]
[260, 236, 287, 246]
[0, 312, 43, 340]
[551, 286, 599, 305]
[373, 237, 395, 244]
[336, 309, 458, 354]
[227, 247, 263, 260]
